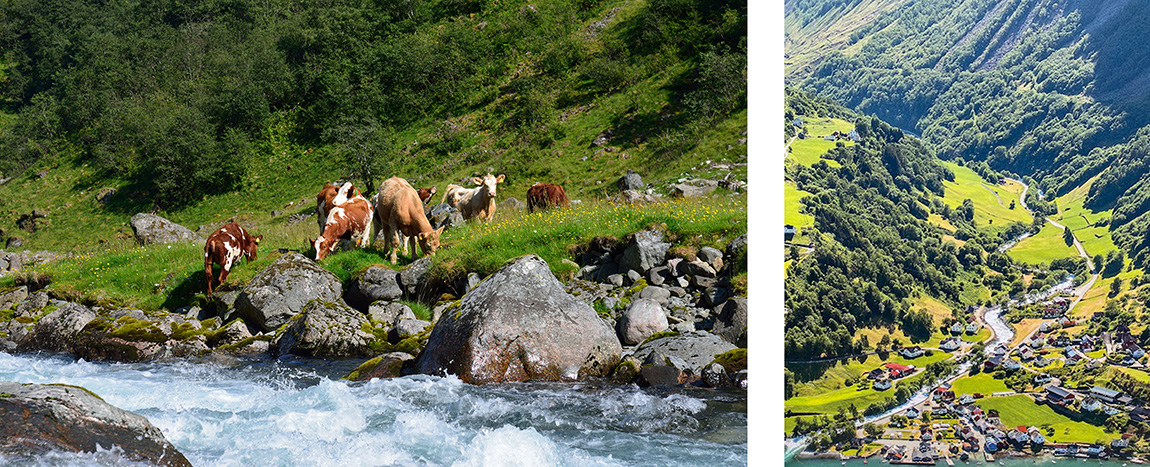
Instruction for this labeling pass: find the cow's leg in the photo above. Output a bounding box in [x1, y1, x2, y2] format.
[204, 256, 215, 297]
[408, 234, 418, 259]
[387, 222, 399, 264]
[218, 266, 232, 290]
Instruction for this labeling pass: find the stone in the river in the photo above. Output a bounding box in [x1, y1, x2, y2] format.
[273, 299, 374, 358]
[18, 302, 96, 353]
[616, 298, 668, 346]
[631, 331, 736, 375]
[0, 381, 192, 466]
[347, 352, 416, 381]
[235, 253, 344, 333]
[417, 254, 622, 384]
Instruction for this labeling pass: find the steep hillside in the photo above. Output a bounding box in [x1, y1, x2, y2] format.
[787, 0, 1150, 268]
[0, 0, 747, 253]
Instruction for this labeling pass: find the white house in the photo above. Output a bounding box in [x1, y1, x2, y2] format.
[1003, 359, 1021, 370]
[966, 323, 980, 335]
[940, 337, 961, 351]
[1082, 396, 1102, 412]
[874, 379, 892, 390]
[900, 346, 924, 359]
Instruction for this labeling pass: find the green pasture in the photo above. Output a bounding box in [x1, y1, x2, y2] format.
[1008, 222, 1079, 265]
[939, 162, 1032, 227]
[1054, 176, 1118, 257]
[976, 395, 1113, 444]
[949, 373, 1009, 395]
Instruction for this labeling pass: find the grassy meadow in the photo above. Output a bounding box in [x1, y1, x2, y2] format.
[1, 196, 747, 311]
[786, 351, 952, 416]
[949, 373, 1009, 395]
[938, 161, 1032, 228]
[1007, 222, 1079, 265]
[785, 116, 853, 167]
[1054, 175, 1118, 258]
[976, 395, 1113, 444]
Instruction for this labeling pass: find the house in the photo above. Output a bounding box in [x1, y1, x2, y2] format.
[900, 346, 924, 359]
[1053, 335, 1071, 347]
[958, 394, 975, 405]
[1132, 345, 1145, 359]
[1047, 386, 1075, 405]
[1008, 426, 1031, 444]
[848, 129, 860, 142]
[793, 117, 804, 128]
[1028, 336, 1047, 348]
[1061, 317, 1076, 327]
[1028, 426, 1046, 445]
[950, 322, 964, 334]
[867, 368, 886, 380]
[966, 323, 980, 335]
[933, 406, 951, 417]
[1033, 374, 1052, 384]
[1040, 322, 1053, 332]
[1085, 445, 1105, 458]
[1090, 386, 1122, 404]
[1131, 407, 1150, 422]
[784, 224, 796, 242]
[1082, 396, 1102, 412]
[934, 388, 956, 401]
[1003, 358, 1021, 370]
[1113, 434, 1134, 449]
[984, 355, 1004, 369]
[985, 440, 999, 453]
[940, 337, 961, 351]
[1035, 357, 1051, 367]
[1019, 346, 1036, 361]
[1117, 394, 1135, 406]
[885, 362, 914, 378]
[874, 379, 892, 390]
[906, 407, 921, 419]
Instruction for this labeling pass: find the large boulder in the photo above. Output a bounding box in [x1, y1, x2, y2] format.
[398, 257, 432, 298]
[345, 265, 403, 312]
[273, 299, 374, 358]
[71, 311, 209, 362]
[0, 382, 192, 466]
[618, 230, 670, 274]
[418, 254, 622, 384]
[616, 298, 669, 346]
[712, 298, 748, 347]
[631, 331, 736, 375]
[427, 203, 465, 230]
[235, 253, 344, 333]
[18, 302, 96, 353]
[129, 213, 201, 245]
[670, 180, 718, 198]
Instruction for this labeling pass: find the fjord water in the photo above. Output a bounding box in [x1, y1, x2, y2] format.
[0, 352, 747, 466]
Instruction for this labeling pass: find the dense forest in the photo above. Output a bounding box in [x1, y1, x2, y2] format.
[786, 0, 1150, 268]
[0, 0, 746, 209]
[783, 88, 1031, 361]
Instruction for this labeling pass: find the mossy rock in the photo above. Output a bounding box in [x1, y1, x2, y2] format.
[641, 330, 680, 346]
[710, 348, 747, 374]
[611, 358, 640, 384]
[626, 279, 649, 295]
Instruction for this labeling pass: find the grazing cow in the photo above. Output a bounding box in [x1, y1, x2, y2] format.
[311, 193, 374, 261]
[204, 223, 262, 296]
[315, 182, 359, 235]
[374, 176, 445, 264]
[441, 173, 505, 221]
[526, 182, 570, 213]
[416, 186, 438, 207]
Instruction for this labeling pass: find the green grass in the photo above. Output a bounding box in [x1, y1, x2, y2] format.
[976, 395, 1114, 444]
[786, 359, 948, 416]
[960, 328, 990, 343]
[789, 351, 952, 398]
[785, 181, 814, 230]
[1054, 175, 1118, 258]
[428, 196, 747, 284]
[949, 373, 1009, 395]
[1007, 222, 1079, 265]
[939, 162, 1032, 228]
[0, 195, 747, 311]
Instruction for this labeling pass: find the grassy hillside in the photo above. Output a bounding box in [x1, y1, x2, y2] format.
[938, 161, 1031, 228]
[1007, 222, 1079, 266]
[1054, 175, 1118, 257]
[0, 0, 747, 256]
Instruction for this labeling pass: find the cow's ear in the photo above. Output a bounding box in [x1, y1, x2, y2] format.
[496, 174, 505, 183]
[435, 226, 445, 235]
[254, 235, 262, 244]
[430, 186, 437, 193]
[472, 177, 483, 185]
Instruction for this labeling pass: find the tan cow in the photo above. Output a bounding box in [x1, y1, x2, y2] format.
[441, 173, 505, 221]
[315, 182, 358, 235]
[311, 193, 374, 261]
[204, 222, 261, 296]
[374, 176, 445, 264]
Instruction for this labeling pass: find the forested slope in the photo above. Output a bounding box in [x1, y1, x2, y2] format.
[787, 0, 1150, 268]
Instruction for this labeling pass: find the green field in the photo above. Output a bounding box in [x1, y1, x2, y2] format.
[949, 373, 1009, 395]
[1007, 222, 1079, 265]
[785, 116, 852, 167]
[786, 349, 953, 417]
[976, 395, 1113, 444]
[939, 162, 1032, 228]
[1054, 175, 1118, 258]
[785, 181, 815, 230]
[1070, 267, 1143, 318]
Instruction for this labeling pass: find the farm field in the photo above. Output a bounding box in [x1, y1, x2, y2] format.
[949, 373, 1009, 395]
[1008, 222, 1079, 266]
[786, 116, 852, 167]
[939, 161, 1032, 228]
[1070, 267, 1144, 318]
[785, 181, 814, 230]
[976, 395, 1113, 444]
[1054, 175, 1118, 257]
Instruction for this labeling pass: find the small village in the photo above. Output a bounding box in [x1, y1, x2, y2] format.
[795, 291, 1150, 464]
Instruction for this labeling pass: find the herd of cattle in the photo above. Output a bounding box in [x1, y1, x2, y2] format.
[204, 174, 570, 295]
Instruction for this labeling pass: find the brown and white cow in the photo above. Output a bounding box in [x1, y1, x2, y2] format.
[526, 182, 570, 213]
[374, 176, 445, 264]
[441, 173, 505, 221]
[311, 192, 374, 261]
[204, 222, 262, 296]
[416, 186, 437, 207]
[315, 182, 359, 235]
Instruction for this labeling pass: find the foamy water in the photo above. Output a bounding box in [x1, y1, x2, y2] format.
[0, 352, 747, 466]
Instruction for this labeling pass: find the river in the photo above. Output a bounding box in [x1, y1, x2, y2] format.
[0, 352, 748, 466]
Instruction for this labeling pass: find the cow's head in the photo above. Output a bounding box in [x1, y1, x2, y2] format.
[472, 174, 505, 198]
[417, 226, 446, 256]
[311, 236, 337, 261]
[246, 235, 263, 261]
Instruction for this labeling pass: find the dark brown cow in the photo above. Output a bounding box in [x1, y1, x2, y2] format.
[416, 186, 437, 207]
[204, 223, 262, 296]
[526, 182, 570, 213]
[316, 182, 360, 235]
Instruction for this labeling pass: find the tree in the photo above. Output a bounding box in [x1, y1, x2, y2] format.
[1063, 226, 1074, 246]
[1111, 278, 1125, 298]
[864, 423, 884, 439]
[323, 117, 395, 197]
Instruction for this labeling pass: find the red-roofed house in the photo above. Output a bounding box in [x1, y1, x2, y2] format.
[885, 362, 914, 379]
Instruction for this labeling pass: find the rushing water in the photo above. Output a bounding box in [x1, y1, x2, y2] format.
[0, 352, 747, 467]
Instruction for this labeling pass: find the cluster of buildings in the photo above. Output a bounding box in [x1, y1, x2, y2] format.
[869, 362, 918, 390]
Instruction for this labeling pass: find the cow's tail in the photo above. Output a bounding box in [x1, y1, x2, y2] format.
[204, 244, 214, 296]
